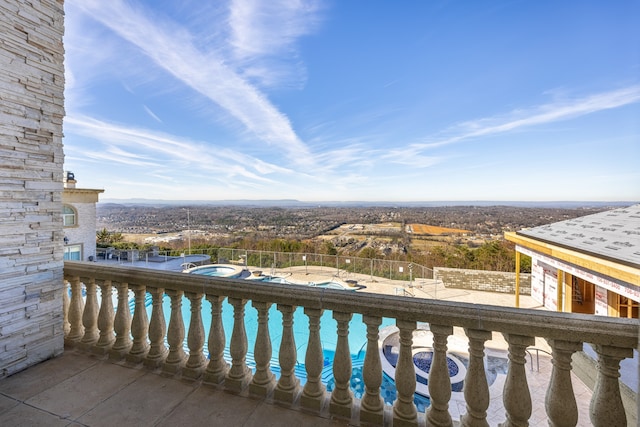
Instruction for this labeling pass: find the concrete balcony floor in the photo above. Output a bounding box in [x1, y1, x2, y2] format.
[0, 343, 594, 426]
[0, 347, 349, 427]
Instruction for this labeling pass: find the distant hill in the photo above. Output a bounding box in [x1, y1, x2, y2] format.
[99, 199, 636, 209]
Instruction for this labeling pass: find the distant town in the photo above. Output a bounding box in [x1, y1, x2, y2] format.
[96, 203, 616, 272]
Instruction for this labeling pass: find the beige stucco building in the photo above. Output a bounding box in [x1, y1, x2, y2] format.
[62, 172, 103, 262]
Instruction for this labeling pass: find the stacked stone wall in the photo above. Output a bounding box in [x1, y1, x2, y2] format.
[0, 0, 66, 376]
[433, 267, 531, 295]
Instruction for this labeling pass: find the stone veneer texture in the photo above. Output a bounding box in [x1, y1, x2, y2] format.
[433, 267, 531, 295]
[0, 0, 66, 376]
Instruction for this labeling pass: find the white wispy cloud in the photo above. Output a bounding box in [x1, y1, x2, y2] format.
[64, 115, 288, 184]
[228, 0, 321, 87]
[71, 0, 314, 165]
[385, 85, 640, 165]
[143, 105, 162, 123]
[229, 0, 321, 59]
[451, 85, 640, 139]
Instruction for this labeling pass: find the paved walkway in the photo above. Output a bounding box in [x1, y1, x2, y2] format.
[0, 348, 351, 427]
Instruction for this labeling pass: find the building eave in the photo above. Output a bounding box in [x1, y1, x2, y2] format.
[504, 231, 640, 286]
[62, 188, 104, 204]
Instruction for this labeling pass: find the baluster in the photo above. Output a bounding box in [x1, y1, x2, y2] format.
[62, 280, 70, 337]
[162, 289, 186, 374]
[80, 277, 99, 348]
[274, 304, 300, 404]
[109, 282, 131, 359]
[461, 328, 492, 427]
[589, 344, 632, 427]
[544, 339, 582, 427]
[183, 292, 206, 379]
[249, 301, 275, 396]
[67, 276, 84, 342]
[301, 308, 326, 412]
[127, 284, 150, 363]
[428, 324, 453, 427]
[144, 287, 167, 368]
[225, 297, 251, 392]
[360, 315, 384, 425]
[499, 333, 535, 427]
[204, 295, 228, 384]
[393, 319, 418, 427]
[330, 311, 353, 419]
[95, 280, 115, 353]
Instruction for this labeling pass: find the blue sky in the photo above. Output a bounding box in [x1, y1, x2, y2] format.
[63, 0, 640, 202]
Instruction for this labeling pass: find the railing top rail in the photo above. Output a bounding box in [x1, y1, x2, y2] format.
[64, 261, 638, 349]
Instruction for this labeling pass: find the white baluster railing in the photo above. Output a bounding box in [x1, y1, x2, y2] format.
[128, 284, 149, 363]
[144, 286, 167, 368]
[274, 304, 300, 403]
[63, 261, 638, 427]
[226, 297, 251, 392]
[110, 281, 131, 359]
[330, 311, 354, 419]
[360, 314, 384, 425]
[183, 291, 206, 379]
[461, 328, 492, 427]
[163, 289, 186, 374]
[249, 300, 275, 396]
[203, 294, 228, 384]
[301, 307, 326, 412]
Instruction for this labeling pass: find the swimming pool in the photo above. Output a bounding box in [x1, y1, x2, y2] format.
[135, 293, 409, 403]
[251, 275, 354, 291]
[115, 288, 426, 407]
[183, 264, 244, 278]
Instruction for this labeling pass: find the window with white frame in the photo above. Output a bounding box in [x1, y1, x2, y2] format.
[63, 244, 82, 260]
[63, 205, 77, 227]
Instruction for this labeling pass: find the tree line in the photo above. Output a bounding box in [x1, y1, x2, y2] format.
[97, 229, 530, 273]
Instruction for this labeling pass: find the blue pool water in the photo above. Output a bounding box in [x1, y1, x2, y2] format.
[187, 265, 242, 278]
[158, 296, 394, 369]
[139, 294, 432, 406]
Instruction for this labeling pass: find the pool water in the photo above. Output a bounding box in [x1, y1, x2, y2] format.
[187, 265, 242, 278]
[144, 295, 413, 403]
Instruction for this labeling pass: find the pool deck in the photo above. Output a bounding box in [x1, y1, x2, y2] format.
[0, 264, 595, 426]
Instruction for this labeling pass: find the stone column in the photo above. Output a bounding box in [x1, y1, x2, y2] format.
[95, 280, 115, 354]
[499, 333, 535, 427]
[62, 280, 70, 337]
[80, 277, 99, 347]
[330, 311, 353, 419]
[589, 344, 633, 427]
[110, 282, 132, 359]
[67, 276, 84, 342]
[274, 304, 300, 404]
[461, 328, 492, 427]
[360, 315, 384, 425]
[301, 307, 326, 412]
[127, 284, 150, 363]
[250, 301, 276, 396]
[545, 339, 582, 427]
[393, 319, 418, 427]
[144, 287, 167, 368]
[183, 292, 206, 379]
[226, 297, 251, 392]
[204, 295, 228, 384]
[427, 324, 453, 427]
[162, 289, 186, 374]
